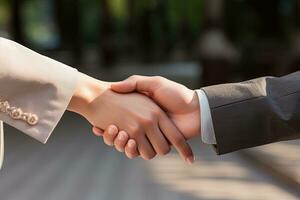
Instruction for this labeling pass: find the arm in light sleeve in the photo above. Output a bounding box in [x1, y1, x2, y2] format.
[196, 89, 216, 144]
[0, 121, 3, 169]
[0, 37, 79, 143]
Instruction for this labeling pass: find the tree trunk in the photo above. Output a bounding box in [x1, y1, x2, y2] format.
[53, 0, 82, 66]
[99, 0, 115, 67]
[197, 0, 237, 85]
[10, 0, 25, 44]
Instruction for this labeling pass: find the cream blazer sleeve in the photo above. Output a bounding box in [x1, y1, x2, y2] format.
[0, 37, 79, 168]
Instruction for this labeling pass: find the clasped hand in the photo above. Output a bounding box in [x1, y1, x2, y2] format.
[68, 74, 200, 164]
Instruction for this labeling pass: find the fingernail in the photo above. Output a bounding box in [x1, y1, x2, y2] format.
[128, 140, 135, 148]
[108, 126, 116, 135]
[186, 156, 195, 165]
[118, 132, 126, 141]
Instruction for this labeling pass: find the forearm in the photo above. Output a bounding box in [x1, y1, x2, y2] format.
[202, 71, 300, 154]
[0, 37, 78, 143]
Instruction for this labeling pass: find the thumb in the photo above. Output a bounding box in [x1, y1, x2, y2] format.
[92, 126, 104, 136]
[111, 79, 137, 93]
[112, 75, 158, 94]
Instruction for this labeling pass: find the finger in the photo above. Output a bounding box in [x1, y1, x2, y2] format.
[159, 114, 195, 165]
[146, 125, 170, 156]
[111, 75, 158, 94]
[114, 131, 129, 152]
[137, 136, 156, 160]
[125, 139, 139, 159]
[103, 125, 118, 146]
[92, 126, 104, 136]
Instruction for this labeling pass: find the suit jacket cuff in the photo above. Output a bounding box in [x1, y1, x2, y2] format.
[201, 76, 298, 155]
[0, 37, 79, 143]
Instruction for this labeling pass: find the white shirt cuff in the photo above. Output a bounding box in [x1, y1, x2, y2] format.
[196, 89, 216, 144]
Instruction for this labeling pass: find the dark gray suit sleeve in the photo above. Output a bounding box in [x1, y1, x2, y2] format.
[202, 71, 300, 155]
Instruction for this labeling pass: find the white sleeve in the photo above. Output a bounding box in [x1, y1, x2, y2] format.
[196, 89, 217, 144]
[0, 37, 79, 143]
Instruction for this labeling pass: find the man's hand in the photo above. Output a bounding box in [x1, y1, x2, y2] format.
[112, 75, 201, 139]
[94, 75, 200, 161]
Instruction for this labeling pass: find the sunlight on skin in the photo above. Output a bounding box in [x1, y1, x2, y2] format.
[145, 155, 298, 200]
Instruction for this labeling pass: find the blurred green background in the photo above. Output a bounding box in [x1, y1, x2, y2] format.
[2, 0, 300, 84]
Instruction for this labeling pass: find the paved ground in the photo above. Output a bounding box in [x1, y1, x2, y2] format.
[0, 112, 299, 200]
[244, 140, 300, 189]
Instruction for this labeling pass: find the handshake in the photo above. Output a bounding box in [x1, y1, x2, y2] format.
[68, 74, 201, 164]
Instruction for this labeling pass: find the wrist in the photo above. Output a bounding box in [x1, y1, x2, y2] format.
[67, 72, 110, 116]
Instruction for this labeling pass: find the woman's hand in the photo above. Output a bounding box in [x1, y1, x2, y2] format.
[93, 125, 139, 159]
[67, 73, 194, 163]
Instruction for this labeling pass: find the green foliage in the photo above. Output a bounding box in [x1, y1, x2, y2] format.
[109, 0, 128, 19]
[80, 0, 100, 42]
[22, 0, 59, 47]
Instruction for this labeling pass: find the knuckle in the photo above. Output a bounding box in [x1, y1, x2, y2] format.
[147, 151, 156, 160]
[117, 147, 124, 152]
[129, 124, 141, 135]
[115, 142, 125, 152]
[141, 155, 149, 160]
[141, 116, 154, 127]
[142, 152, 156, 160]
[113, 140, 119, 147]
[129, 75, 139, 80]
[104, 139, 113, 146]
[151, 108, 161, 118]
[104, 134, 113, 141]
[92, 131, 99, 136]
[160, 146, 171, 156]
[153, 76, 164, 83]
[126, 151, 136, 159]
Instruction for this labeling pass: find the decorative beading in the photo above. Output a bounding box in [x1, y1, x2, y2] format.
[0, 100, 38, 125]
